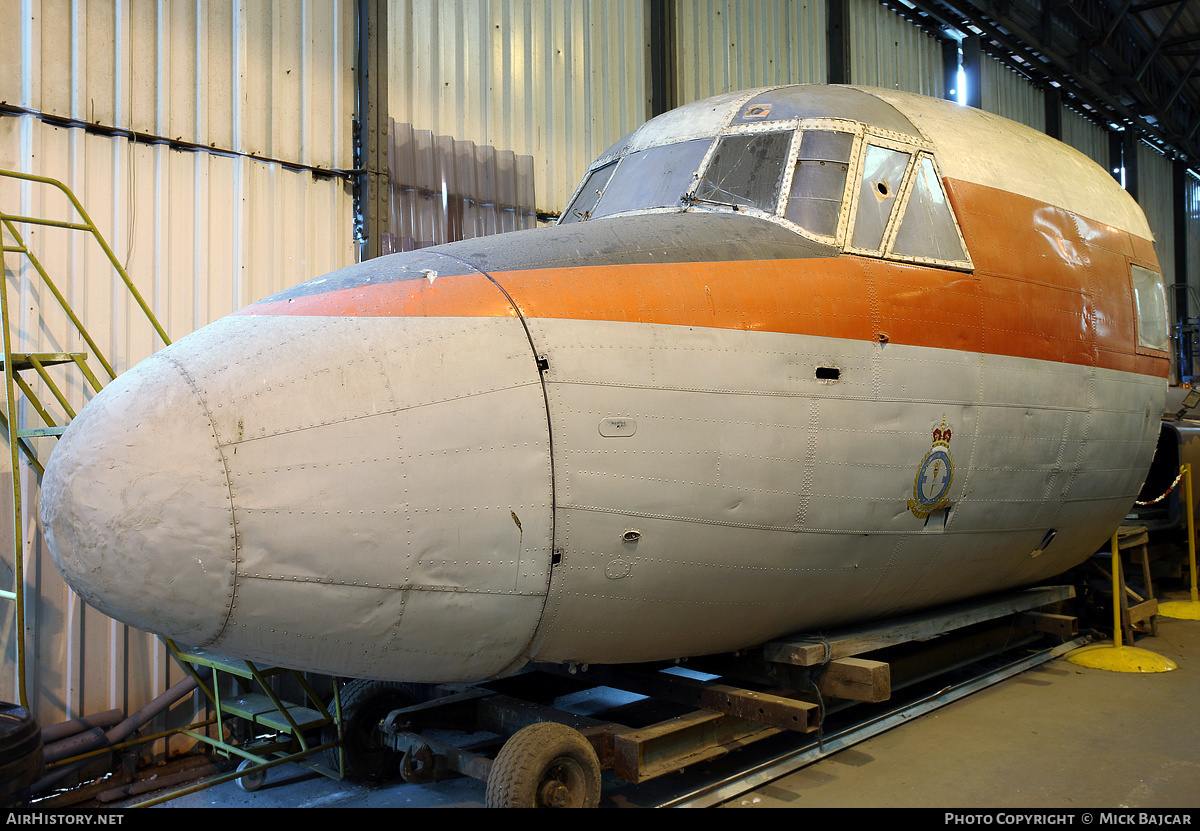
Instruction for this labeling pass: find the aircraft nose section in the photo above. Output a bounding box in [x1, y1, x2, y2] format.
[40, 352, 236, 646]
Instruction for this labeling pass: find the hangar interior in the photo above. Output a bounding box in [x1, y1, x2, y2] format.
[1, 0, 1199, 810]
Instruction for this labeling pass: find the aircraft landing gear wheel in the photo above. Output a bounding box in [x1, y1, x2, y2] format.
[485, 722, 601, 808]
[235, 758, 267, 792]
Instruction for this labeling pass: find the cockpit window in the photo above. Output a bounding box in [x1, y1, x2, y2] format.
[588, 138, 712, 220]
[559, 160, 618, 223]
[559, 118, 972, 272]
[851, 144, 910, 252]
[891, 156, 969, 263]
[784, 130, 854, 238]
[692, 132, 792, 213]
[1130, 265, 1169, 351]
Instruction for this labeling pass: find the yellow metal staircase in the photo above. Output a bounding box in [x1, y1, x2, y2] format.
[1, 171, 354, 803]
[0, 169, 172, 708]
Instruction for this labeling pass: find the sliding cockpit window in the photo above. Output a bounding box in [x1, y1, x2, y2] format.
[784, 130, 855, 239]
[851, 144, 911, 253]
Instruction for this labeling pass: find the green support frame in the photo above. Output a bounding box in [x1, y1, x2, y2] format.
[123, 642, 346, 807]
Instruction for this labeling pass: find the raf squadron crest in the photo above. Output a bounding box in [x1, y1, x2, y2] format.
[908, 415, 954, 520]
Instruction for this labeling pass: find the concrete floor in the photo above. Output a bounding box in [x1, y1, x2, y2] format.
[139, 588, 1200, 810]
[726, 592, 1200, 810]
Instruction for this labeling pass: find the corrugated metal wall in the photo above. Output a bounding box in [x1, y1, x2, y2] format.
[1189, 171, 1200, 308]
[1, 0, 357, 730]
[675, 0, 826, 105]
[389, 0, 650, 216]
[386, 120, 538, 250]
[1138, 141, 1177, 287]
[980, 54, 1044, 132]
[389, 0, 825, 215]
[849, 0, 945, 97]
[1060, 104, 1110, 169]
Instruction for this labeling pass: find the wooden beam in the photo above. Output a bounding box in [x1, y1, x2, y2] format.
[561, 664, 820, 733]
[763, 586, 1075, 666]
[610, 710, 778, 783]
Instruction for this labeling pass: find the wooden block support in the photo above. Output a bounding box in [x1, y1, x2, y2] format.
[610, 709, 779, 784]
[818, 658, 891, 702]
[1014, 611, 1078, 636]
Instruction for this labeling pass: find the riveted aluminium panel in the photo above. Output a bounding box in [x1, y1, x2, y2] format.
[521, 318, 1161, 666]
[40, 311, 554, 684]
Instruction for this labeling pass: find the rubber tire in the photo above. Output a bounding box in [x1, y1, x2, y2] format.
[0, 704, 44, 810]
[326, 679, 417, 782]
[485, 722, 602, 808]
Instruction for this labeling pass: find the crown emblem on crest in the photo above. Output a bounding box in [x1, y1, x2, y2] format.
[932, 415, 952, 447]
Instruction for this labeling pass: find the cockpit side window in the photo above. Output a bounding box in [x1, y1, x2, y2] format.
[851, 144, 910, 252]
[692, 132, 792, 213]
[784, 130, 855, 239]
[588, 138, 712, 220]
[891, 156, 970, 264]
[1130, 264, 1169, 352]
[559, 160, 618, 223]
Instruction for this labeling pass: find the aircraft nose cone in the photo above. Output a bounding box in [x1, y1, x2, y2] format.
[41, 351, 236, 646]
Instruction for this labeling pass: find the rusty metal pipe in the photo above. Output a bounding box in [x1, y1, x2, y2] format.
[32, 673, 203, 793]
[41, 708, 124, 745]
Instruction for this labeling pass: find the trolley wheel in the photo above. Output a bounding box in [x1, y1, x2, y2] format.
[485, 722, 601, 808]
[326, 679, 417, 782]
[235, 758, 267, 792]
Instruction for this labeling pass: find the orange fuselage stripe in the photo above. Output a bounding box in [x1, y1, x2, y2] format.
[243, 179, 1168, 380]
